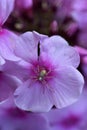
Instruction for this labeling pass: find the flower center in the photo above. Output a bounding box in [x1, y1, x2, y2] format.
[30, 60, 56, 92]
[30, 60, 55, 84]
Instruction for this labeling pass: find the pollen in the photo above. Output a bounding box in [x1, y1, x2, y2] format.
[38, 69, 47, 81]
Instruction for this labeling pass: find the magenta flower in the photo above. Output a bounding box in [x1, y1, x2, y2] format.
[47, 0, 73, 21]
[70, 0, 87, 48]
[45, 89, 87, 130]
[0, 0, 21, 64]
[0, 98, 50, 130]
[75, 46, 87, 84]
[15, 0, 33, 9]
[0, 0, 14, 26]
[13, 31, 84, 112]
[71, 0, 87, 30]
[74, 46, 87, 64]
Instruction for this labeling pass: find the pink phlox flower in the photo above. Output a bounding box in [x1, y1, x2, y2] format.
[13, 31, 84, 112]
[44, 90, 87, 130]
[70, 0, 87, 48]
[0, 98, 50, 130]
[75, 46, 87, 85]
[71, 0, 87, 30]
[0, 0, 22, 64]
[0, 0, 14, 26]
[74, 46, 87, 64]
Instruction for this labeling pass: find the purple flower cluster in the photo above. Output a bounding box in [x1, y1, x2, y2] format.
[0, 0, 87, 130]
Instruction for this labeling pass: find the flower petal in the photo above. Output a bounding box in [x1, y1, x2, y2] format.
[15, 32, 38, 62]
[0, 29, 21, 61]
[41, 45, 80, 68]
[0, 55, 5, 65]
[74, 46, 87, 56]
[33, 31, 48, 43]
[0, 73, 21, 103]
[2, 60, 30, 82]
[41, 35, 68, 52]
[14, 80, 53, 112]
[0, 0, 14, 25]
[15, 31, 48, 62]
[41, 36, 80, 68]
[49, 66, 84, 108]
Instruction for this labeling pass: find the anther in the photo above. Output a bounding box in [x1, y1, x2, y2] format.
[38, 69, 47, 81]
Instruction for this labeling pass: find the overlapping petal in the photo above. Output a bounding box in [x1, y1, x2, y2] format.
[15, 31, 48, 62]
[0, 73, 21, 103]
[50, 66, 84, 108]
[0, 55, 5, 65]
[41, 35, 68, 52]
[41, 36, 80, 68]
[40, 48, 80, 69]
[0, 29, 21, 61]
[2, 60, 30, 82]
[0, 0, 14, 26]
[14, 80, 53, 112]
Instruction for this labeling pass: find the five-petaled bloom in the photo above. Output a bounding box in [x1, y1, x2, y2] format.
[13, 31, 84, 112]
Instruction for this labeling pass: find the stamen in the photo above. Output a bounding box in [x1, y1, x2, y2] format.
[38, 69, 47, 81]
[38, 77, 43, 81]
[40, 70, 47, 77]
